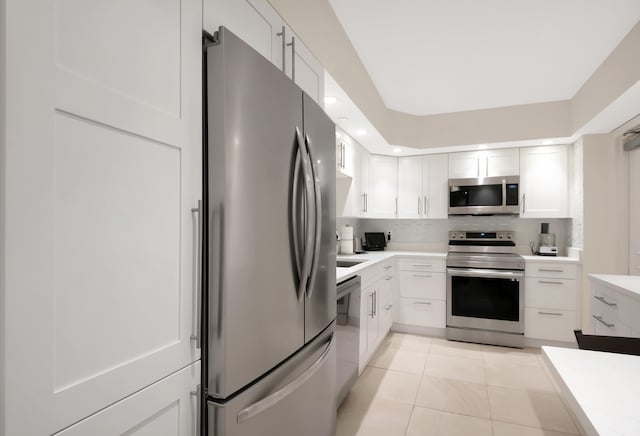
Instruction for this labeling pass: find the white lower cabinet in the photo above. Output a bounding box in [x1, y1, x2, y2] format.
[358, 260, 395, 371]
[591, 279, 640, 337]
[394, 256, 447, 329]
[397, 298, 446, 328]
[54, 362, 200, 436]
[524, 261, 579, 343]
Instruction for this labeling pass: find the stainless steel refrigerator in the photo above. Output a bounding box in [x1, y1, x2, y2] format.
[201, 27, 337, 436]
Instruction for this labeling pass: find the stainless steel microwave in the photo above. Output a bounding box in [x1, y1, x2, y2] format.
[448, 176, 520, 215]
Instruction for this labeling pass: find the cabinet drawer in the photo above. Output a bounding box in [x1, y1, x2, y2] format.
[396, 298, 445, 328]
[398, 257, 446, 273]
[592, 311, 633, 337]
[526, 262, 578, 279]
[593, 285, 640, 330]
[398, 271, 445, 300]
[525, 278, 576, 310]
[359, 265, 384, 288]
[524, 308, 576, 342]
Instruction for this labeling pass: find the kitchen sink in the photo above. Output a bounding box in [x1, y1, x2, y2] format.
[337, 260, 365, 268]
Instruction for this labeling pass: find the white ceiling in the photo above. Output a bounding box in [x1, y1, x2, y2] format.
[328, 0, 640, 116]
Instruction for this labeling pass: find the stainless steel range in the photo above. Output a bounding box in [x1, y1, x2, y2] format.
[446, 231, 525, 348]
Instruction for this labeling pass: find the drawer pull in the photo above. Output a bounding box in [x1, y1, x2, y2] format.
[413, 301, 432, 305]
[592, 315, 615, 328]
[538, 280, 564, 285]
[384, 304, 393, 310]
[385, 276, 393, 280]
[538, 311, 563, 316]
[538, 268, 564, 273]
[384, 265, 392, 270]
[594, 295, 617, 307]
[412, 274, 432, 278]
[412, 264, 432, 267]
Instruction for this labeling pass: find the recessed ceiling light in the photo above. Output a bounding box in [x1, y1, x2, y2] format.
[356, 129, 367, 136]
[335, 132, 341, 138]
[477, 144, 488, 150]
[337, 116, 349, 121]
[393, 147, 402, 153]
[324, 96, 338, 105]
[542, 139, 553, 145]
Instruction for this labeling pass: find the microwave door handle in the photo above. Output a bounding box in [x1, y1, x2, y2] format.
[502, 179, 506, 209]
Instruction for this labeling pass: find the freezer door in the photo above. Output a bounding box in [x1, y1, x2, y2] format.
[206, 27, 306, 399]
[208, 323, 336, 436]
[302, 93, 337, 343]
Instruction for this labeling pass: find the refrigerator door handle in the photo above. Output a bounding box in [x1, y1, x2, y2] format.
[298, 127, 315, 301]
[291, 130, 303, 295]
[305, 133, 322, 298]
[237, 333, 335, 424]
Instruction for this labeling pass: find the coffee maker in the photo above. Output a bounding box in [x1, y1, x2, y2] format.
[538, 223, 558, 256]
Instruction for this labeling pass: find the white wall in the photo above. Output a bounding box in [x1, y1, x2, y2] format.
[569, 139, 584, 248]
[581, 133, 629, 330]
[0, 0, 6, 427]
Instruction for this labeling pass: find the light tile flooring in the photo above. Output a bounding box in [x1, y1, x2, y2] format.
[337, 333, 583, 436]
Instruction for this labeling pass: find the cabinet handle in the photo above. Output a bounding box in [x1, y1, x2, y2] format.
[522, 193, 526, 214]
[384, 265, 392, 270]
[538, 280, 564, 285]
[593, 315, 615, 328]
[594, 295, 617, 307]
[418, 196, 421, 215]
[395, 197, 398, 215]
[362, 193, 366, 212]
[385, 304, 393, 310]
[539, 268, 563, 273]
[385, 275, 393, 280]
[425, 196, 429, 216]
[191, 201, 202, 348]
[414, 301, 432, 305]
[286, 36, 296, 81]
[412, 274, 432, 277]
[190, 385, 201, 436]
[374, 291, 377, 316]
[538, 311, 563, 316]
[276, 26, 286, 72]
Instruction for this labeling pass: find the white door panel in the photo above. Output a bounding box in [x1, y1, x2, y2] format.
[4, 0, 201, 434]
[397, 156, 422, 218]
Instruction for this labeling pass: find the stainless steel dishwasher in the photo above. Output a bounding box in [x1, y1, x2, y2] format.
[336, 275, 361, 407]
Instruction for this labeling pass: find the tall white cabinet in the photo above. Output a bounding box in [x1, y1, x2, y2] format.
[631, 148, 640, 275]
[1, 1, 202, 434]
[204, 0, 324, 104]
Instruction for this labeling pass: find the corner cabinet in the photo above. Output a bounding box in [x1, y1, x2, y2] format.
[2, 0, 202, 434]
[520, 145, 569, 218]
[204, 0, 324, 104]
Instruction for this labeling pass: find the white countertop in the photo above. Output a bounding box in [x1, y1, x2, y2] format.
[336, 251, 446, 283]
[336, 250, 580, 283]
[589, 274, 640, 299]
[522, 255, 581, 264]
[542, 346, 640, 436]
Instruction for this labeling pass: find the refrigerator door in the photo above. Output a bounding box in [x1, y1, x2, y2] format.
[208, 323, 336, 436]
[206, 27, 306, 399]
[302, 93, 337, 343]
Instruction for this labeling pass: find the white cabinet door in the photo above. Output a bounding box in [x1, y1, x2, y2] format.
[204, 0, 284, 69]
[368, 155, 398, 217]
[379, 276, 394, 337]
[486, 148, 519, 176]
[3, 1, 201, 434]
[364, 283, 380, 353]
[54, 362, 200, 436]
[336, 138, 356, 178]
[397, 156, 423, 218]
[520, 145, 569, 218]
[630, 148, 640, 275]
[423, 154, 449, 218]
[359, 147, 370, 217]
[449, 151, 481, 178]
[284, 25, 324, 105]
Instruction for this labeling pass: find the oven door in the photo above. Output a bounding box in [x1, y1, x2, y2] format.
[447, 268, 524, 334]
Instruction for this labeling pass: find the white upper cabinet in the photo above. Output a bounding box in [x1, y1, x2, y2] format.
[397, 154, 448, 219]
[422, 154, 449, 218]
[204, 0, 284, 69]
[3, 0, 202, 434]
[204, 0, 324, 104]
[336, 137, 356, 178]
[520, 145, 569, 218]
[368, 155, 399, 218]
[397, 156, 423, 218]
[359, 149, 371, 217]
[449, 149, 519, 178]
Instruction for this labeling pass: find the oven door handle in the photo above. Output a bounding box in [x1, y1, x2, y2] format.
[447, 268, 524, 279]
